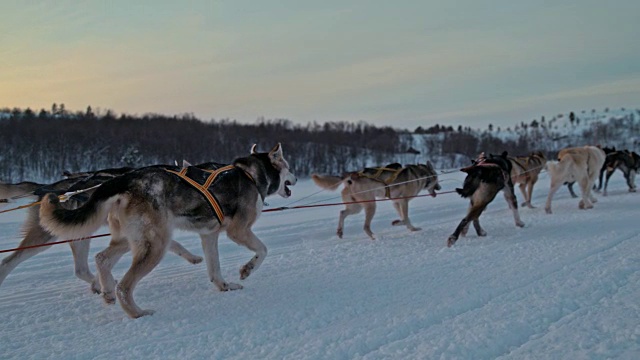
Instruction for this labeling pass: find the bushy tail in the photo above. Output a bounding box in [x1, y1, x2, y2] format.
[310, 174, 345, 191]
[456, 174, 481, 198]
[0, 181, 43, 201]
[545, 161, 560, 178]
[39, 176, 129, 239]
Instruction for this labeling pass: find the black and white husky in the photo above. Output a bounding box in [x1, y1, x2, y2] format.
[39, 144, 297, 318]
[448, 152, 524, 247]
[597, 149, 640, 195]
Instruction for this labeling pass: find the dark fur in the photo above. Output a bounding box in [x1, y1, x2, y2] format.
[447, 152, 524, 247]
[597, 149, 640, 195]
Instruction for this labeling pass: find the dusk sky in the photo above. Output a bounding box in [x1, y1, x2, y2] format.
[2, 0, 639, 130]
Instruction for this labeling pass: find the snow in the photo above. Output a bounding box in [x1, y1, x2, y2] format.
[1, 170, 640, 359]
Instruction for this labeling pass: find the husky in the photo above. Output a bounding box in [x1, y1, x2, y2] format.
[0, 167, 203, 291]
[39, 144, 296, 318]
[311, 162, 440, 240]
[447, 152, 525, 247]
[566, 146, 616, 198]
[597, 149, 640, 195]
[545, 145, 606, 214]
[508, 151, 547, 208]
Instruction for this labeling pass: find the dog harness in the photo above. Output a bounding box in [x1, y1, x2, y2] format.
[165, 165, 254, 223]
[356, 166, 404, 198]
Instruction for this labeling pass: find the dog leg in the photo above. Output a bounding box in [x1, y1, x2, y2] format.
[448, 202, 488, 247]
[503, 185, 525, 227]
[518, 182, 529, 207]
[337, 203, 361, 239]
[472, 218, 487, 237]
[545, 179, 564, 214]
[460, 203, 473, 237]
[578, 177, 594, 209]
[596, 167, 606, 192]
[227, 227, 267, 280]
[603, 169, 615, 196]
[169, 240, 203, 264]
[0, 226, 54, 287]
[116, 227, 170, 318]
[200, 233, 242, 291]
[391, 202, 405, 226]
[630, 170, 637, 192]
[393, 200, 420, 232]
[566, 182, 579, 198]
[68, 239, 98, 293]
[448, 218, 470, 247]
[95, 237, 130, 304]
[362, 202, 377, 240]
[526, 179, 537, 208]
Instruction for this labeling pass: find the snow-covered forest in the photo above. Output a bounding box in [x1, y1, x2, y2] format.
[1, 105, 639, 182]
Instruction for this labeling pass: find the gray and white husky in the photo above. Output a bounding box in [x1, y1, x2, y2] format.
[39, 144, 297, 318]
[0, 167, 204, 291]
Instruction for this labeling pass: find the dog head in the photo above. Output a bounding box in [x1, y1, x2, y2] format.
[425, 161, 442, 197]
[251, 143, 297, 198]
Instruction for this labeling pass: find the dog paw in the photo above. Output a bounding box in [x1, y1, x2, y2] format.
[336, 229, 343, 238]
[221, 282, 243, 291]
[545, 207, 552, 214]
[190, 256, 203, 265]
[409, 226, 422, 232]
[90, 280, 101, 294]
[133, 309, 155, 318]
[447, 236, 457, 247]
[102, 292, 116, 305]
[240, 264, 254, 280]
[391, 219, 403, 226]
[478, 230, 488, 236]
[515, 221, 525, 228]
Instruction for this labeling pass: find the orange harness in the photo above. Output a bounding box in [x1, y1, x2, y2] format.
[165, 165, 235, 223]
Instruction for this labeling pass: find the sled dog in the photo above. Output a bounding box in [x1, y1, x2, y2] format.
[448, 152, 524, 247]
[39, 144, 296, 318]
[311, 162, 440, 239]
[0, 167, 204, 291]
[566, 146, 616, 198]
[597, 149, 640, 195]
[545, 145, 605, 214]
[508, 151, 546, 208]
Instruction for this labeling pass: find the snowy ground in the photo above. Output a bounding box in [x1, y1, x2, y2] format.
[1, 170, 639, 359]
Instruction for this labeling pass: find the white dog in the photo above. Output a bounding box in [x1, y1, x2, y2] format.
[545, 146, 605, 213]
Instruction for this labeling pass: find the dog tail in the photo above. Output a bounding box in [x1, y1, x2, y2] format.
[456, 171, 481, 198]
[39, 176, 128, 239]
[545, 160, 559, 178]
[0, 181, 43, 201]
[311, 174, 345, 191]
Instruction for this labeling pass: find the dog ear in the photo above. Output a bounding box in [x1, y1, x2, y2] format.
[501, 151, 508, 158]
[182, 159, 192, 168]
[250, 144, 258, 154]
[269, 143, 283, 161]
[426, 161, 433, 169]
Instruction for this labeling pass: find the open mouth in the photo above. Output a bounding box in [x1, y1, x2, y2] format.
[284, 180, 292, 196]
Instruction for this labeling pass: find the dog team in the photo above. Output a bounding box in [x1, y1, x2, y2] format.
[1, 143, 638, 317]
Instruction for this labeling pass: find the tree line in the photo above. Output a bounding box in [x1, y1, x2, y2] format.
[1, 105, 636, 182]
